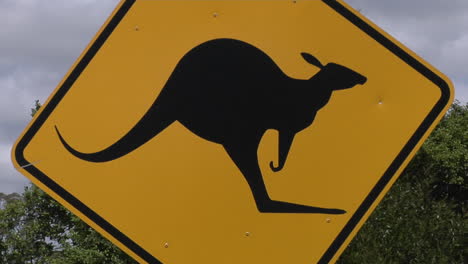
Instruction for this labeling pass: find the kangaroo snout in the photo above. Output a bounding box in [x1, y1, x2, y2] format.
[322, 63, 367, 91]
[357, 74, 367, 85]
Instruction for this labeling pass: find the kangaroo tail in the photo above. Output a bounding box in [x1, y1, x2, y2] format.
[55, 103, 175, 162]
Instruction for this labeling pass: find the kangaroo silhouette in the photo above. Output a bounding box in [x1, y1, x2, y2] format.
[56, 38, 367, 214]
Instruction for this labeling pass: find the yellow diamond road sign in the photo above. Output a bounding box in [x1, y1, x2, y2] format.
[12, 0, 453, 263]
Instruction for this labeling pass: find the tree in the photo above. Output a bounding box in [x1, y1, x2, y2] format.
[0, 184, 137, 264]
[0, 193, 21, 209]
[338, 101, 467, 263]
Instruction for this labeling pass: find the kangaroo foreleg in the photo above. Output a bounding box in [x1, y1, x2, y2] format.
[270, 130, 296, 172]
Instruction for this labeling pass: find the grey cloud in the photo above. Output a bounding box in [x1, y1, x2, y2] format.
[453, 80, 468, 102]
[0, 172, 29, 194]
[1, 0, 119, 71]
[0, 122, 27, 144]
[0, 144, 29, 193]
[346, 0, 468, 20]
[0, 68, 63, 143]
[0, 0, 118, 193]
[0, 181, 29, 194]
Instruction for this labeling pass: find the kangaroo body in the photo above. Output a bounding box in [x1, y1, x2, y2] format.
[56, 38, 367, 214]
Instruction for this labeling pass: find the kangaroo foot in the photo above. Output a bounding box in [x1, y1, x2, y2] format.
[257, 200, 346, 214]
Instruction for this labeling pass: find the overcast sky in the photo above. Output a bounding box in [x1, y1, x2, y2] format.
[1, 0, 467, 194]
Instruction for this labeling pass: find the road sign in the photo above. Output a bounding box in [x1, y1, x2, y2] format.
[12, 0, 453, 263]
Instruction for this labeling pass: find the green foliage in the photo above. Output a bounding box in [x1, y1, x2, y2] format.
[338, 175, 465, 263]
[0, 185, 137, 264]
[30, 100, 41, 117]
[0, 193, 21, 206]
[338, 101, 467, 263]
[417, 101, 467, 212]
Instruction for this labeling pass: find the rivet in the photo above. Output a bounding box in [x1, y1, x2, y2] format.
[164, 242, 169, 248]
[213, 12, 218, 18]
[292, 0, 297, 3]
[326, 218, 331, 223]
[245, 232, 251, 237]
[378, 100, 383, 105]
[135, 26, 139, 31]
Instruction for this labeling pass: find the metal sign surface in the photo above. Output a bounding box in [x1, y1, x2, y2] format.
[12, 1, 453, 263]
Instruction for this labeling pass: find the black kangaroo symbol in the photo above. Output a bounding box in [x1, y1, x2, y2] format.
[56, 38, 367, 214]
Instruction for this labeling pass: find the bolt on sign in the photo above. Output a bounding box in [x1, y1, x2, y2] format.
[12, 0, 453, 263]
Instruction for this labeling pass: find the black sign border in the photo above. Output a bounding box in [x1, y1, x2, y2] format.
[13, 0, 451, 263]
[320, 0, 451, 262]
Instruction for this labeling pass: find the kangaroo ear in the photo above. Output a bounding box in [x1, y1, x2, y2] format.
[301, 52, 323, 69]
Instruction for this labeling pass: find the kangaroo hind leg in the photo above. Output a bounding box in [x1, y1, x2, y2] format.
[223, 134, 346, 214]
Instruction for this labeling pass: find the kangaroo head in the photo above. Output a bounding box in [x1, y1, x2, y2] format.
[301, 52, 367, 90]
